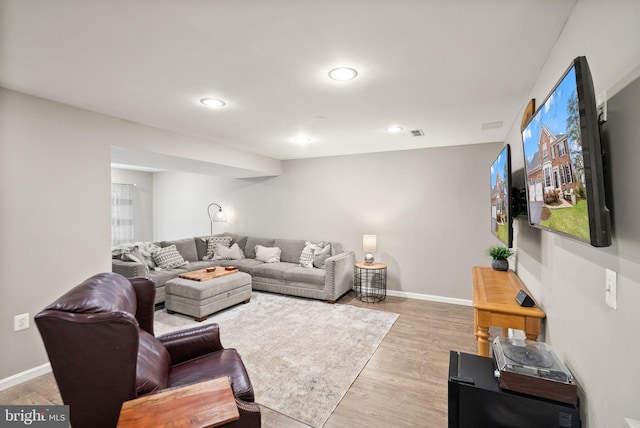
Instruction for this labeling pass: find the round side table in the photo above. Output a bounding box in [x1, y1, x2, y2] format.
[354, 262, 387, 303]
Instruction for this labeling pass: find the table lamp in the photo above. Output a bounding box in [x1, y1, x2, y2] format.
[363, 234, 377, 265]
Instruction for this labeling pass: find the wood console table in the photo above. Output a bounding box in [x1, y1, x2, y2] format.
[471, 266, 545, 357]
[117, 377, 239, 428]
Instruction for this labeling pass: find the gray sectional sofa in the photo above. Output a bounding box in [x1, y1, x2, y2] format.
[112, 233, 355, 304]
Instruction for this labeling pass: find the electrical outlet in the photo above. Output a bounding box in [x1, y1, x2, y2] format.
[605, 269, 617, 310]
[14, 313, 30, 331]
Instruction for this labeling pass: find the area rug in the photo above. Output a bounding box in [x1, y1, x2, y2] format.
[154, 291, 399, 427]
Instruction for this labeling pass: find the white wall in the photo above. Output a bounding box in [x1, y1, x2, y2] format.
[153, 142, 502, 301]
[0, 89, 112, 380]
[0, 88, 282, 381]
[504, 1, 640, 426]
[111, 168, 154, 242]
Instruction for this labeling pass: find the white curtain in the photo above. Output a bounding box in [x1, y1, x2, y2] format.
[111, 183, 135, 247]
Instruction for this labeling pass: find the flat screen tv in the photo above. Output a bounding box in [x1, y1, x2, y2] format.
[490, 144, 512, 247]
[521, 56, 611, 247]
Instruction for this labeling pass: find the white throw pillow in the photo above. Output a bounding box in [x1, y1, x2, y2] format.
[201, 236, 233, 260]
[255, 245, 281, 263]
[299, 241, 325, 269]
[213, 243, 245, 260]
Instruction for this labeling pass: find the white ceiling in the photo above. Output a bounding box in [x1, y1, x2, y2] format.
[1, 0, 577, 163]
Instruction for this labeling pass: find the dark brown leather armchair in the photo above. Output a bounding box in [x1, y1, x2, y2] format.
[35, 272, 261, 428]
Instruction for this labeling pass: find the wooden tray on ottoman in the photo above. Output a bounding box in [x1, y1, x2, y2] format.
[179, 267, 238, 282]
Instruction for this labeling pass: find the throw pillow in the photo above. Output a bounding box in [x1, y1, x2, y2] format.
[299, 241, 325, 269]
[255, 245, 281, 263]
[201, 236, 233, 260]
[152, 245, 188, 269]
[313, 244, 332, 268]
[213, 243, 245, 260]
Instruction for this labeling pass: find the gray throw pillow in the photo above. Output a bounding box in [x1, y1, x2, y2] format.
[152, 245, 188, 269]
[313, 244, 331, 268]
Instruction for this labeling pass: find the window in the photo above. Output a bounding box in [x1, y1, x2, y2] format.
[111, 183, 135, 247]
[542, 144, 548, 158]
[559, 141, 567, 156]
[544, 166, 552, 187]
[560, 166, 566, 185]
[565, 165, 573, 183]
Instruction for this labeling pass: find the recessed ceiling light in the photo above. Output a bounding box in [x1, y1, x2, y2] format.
[328, 67, 358, 81]
[200, 98, 226, 108]
[293, 136, 312, 144]
[386, 126, 403, 133]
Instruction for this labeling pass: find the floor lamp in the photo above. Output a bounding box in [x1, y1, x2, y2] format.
[207, 203, 226, 235]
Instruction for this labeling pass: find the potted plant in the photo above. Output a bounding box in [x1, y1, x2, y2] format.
[488, 246, 513, 271]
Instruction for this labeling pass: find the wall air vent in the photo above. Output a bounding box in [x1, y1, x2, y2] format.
[410, 129, 424, 137]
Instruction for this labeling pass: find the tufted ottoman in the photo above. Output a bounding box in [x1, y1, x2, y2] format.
[164, 271, 252, 321]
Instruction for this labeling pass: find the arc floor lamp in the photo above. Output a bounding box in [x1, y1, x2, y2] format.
[207, 203, 226, 235]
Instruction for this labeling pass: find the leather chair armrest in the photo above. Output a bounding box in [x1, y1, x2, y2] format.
[225, 398, 261, 428]
[129, 277, 156, 335]
[157, 324, 224, 364]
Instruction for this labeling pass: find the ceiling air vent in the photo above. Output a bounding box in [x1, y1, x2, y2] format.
[481, 121, 503, 130]
[410, 129, 424, 137]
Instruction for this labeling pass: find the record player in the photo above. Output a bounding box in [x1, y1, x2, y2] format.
[492, 336, 578, 405]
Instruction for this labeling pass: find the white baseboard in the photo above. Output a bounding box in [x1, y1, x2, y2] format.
[0, 363, 52, 392]
[386, 289, 472, 306]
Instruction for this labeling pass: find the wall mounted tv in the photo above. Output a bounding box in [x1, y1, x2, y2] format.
[490, 144, 512, 247]
[521, 56, 611, 247]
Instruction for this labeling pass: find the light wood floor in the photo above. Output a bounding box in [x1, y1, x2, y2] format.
[0, 291, 478, 427]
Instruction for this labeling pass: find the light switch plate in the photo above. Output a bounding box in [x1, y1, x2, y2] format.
[605, 268, 617, 310]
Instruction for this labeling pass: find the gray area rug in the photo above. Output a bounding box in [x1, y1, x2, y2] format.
[155, 291, 399, 427]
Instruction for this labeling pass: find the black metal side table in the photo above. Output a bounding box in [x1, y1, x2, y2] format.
[354, 262, 387, 303]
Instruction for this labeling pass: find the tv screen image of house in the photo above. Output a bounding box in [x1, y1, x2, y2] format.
[490, 144, 512, 247]
[521, 56, 611, 247]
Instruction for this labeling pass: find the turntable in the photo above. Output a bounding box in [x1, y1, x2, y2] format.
[492, 337, 578, 405]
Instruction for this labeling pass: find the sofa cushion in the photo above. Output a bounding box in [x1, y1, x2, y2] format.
[313, 244, 332, 268]
[168, 349, 254, 402]
[214, 243, 245, 260]
[153, 245, 188, 269]
[273, 239, 306, 264]
[185, 260, 219, 271]
[285, 266, 326, 286]
[201, 236, 233, 260]
[136, 330, 170, 395]
[251, 262, 299, 281]
[148, 268, 187, 287]
[255, 245, 281, 263]
[244, 237, 275, 259]
[216, 258, 263, 273]
[161, 238, 198, 262]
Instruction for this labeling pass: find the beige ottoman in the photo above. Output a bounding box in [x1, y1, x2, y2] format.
[164, 271, 252, 321]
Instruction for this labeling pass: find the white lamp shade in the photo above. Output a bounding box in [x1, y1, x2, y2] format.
[363, 235, 377, 252]
[212, 210, 226, 222]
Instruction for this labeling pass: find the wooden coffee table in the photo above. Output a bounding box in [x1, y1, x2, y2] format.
[117, 377, 239, 427]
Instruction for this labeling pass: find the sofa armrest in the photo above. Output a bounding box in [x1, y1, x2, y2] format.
[324, 251, 356, 302]
[157, 324, 224, 365]
[112, 259, 147, 278]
